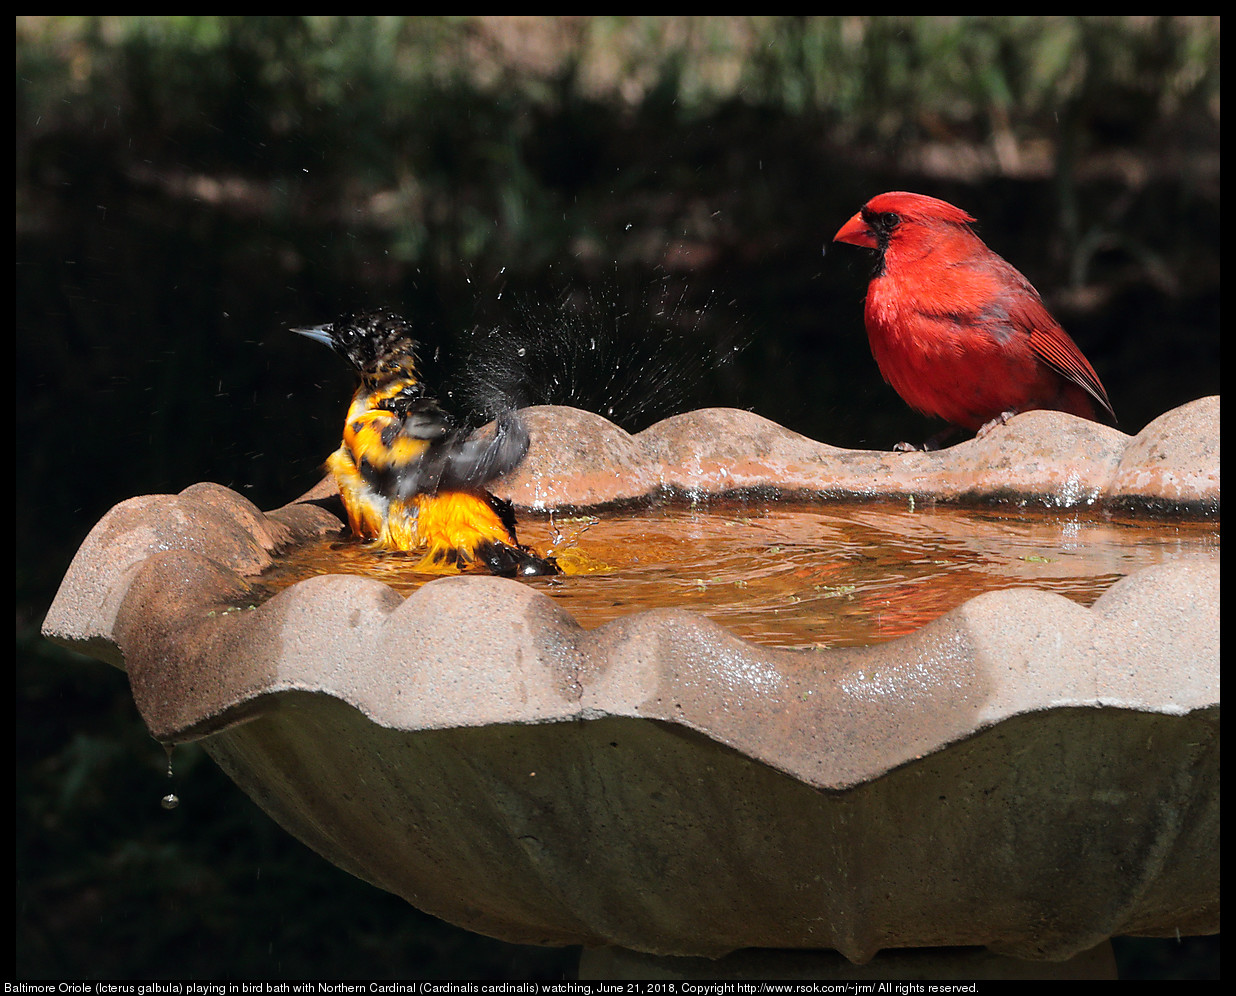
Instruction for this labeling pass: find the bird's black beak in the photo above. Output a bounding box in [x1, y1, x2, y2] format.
[292, 323, 336, 349]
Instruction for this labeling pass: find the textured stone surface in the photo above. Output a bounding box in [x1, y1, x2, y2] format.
[41, 400, 1220, 964]
[1109, 395, 1221, 509]
[498, 397, 1219, 512]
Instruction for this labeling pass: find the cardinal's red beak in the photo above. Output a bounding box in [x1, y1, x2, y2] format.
[833, 212, 878, 249]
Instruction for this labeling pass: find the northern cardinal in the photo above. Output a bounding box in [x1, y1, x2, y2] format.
[294, 310, 559, 576]
[832, 191, 1116, 446]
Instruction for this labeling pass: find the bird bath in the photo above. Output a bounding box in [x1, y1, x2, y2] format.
[41, 397, 1219, 979]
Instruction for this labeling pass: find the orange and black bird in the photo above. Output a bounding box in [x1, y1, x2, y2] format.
[294, 310, 559, 576]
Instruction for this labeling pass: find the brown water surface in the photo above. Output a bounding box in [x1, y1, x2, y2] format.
[256, 499, 1219, 648]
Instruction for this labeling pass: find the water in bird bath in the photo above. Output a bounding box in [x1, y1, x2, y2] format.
[254, 497, 1218, 649]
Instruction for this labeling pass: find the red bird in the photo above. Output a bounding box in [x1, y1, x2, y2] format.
[833, 191, 1116, 446]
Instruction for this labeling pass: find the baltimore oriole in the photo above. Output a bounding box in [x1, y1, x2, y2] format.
[294, 310, 559, 576]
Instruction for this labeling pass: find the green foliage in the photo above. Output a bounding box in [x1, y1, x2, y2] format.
[18, 16, 1220, 268]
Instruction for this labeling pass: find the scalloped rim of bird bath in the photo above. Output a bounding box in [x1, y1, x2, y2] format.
[41, 397, 1219, 968]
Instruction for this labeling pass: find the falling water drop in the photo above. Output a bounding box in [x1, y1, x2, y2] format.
[160, 743, 180, 810]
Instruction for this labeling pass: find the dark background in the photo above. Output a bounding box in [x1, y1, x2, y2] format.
[16, 16, 1220, 980]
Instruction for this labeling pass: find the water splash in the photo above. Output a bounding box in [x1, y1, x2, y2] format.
[445, 268, 749, 432]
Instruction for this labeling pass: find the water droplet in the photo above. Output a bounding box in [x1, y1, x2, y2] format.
[161, 743, 181, 810]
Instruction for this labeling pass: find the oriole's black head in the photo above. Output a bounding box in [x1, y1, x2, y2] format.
[293, 310, 420, 380]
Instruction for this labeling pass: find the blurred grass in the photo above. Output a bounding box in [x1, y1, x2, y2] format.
[16, 16, 1219, 980]
[17, 16, 1221, 268]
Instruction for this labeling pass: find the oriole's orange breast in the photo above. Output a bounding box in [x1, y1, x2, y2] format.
[329, 386, 412, 542]
[327, 446, 387, 540]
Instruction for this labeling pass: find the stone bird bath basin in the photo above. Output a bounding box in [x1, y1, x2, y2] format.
[42, 397, 1219, 978]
